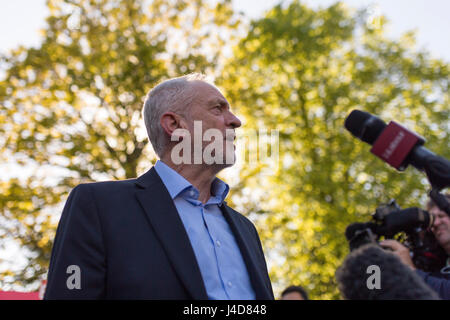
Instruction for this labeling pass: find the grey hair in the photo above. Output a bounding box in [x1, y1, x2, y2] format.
[142, 73, 207, 157]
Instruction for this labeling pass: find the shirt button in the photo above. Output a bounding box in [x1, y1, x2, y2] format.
[216, 240, 221, 247]
[227, 281, 232, 287]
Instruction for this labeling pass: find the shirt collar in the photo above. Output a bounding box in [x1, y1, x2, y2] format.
[154, 160, 229, 204]
[154, 160, 192, 199]
[210, 177, 229, 204]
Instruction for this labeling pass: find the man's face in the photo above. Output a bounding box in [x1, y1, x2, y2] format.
[184, 81, 241, 166]
[430, 205, 450, 254]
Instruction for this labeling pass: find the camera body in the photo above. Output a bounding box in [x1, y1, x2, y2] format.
[347, 200, 447, 272]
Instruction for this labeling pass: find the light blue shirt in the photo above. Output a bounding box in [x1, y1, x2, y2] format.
[154, 160, 255, 300]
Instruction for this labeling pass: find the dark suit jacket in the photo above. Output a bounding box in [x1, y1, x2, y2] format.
[44, 167, 274, 299]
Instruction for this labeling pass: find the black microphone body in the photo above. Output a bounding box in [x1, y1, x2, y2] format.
[336, 244, 440, 300]
[344, 110, 450, 189]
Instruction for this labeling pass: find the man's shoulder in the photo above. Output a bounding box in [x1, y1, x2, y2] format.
[223, 203, 244, 217]
[223, 203, 256, 228]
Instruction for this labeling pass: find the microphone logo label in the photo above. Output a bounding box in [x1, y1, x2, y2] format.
[366, 265, 381, 290]
[381, 131, 405, 160]
[370, 121, 423, 169]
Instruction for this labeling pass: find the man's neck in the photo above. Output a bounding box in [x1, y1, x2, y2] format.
[159, 156, 222, 204]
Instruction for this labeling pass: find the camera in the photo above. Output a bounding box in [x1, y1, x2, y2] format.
[345, 199, 447, 272]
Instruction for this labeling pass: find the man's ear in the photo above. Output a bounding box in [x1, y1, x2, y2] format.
[160, 112, 188, 139]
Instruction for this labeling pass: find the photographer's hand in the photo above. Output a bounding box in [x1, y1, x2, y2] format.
[380, 239, 416, 270]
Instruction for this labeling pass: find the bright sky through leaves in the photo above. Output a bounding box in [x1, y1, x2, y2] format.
[1, 0, 450, 62]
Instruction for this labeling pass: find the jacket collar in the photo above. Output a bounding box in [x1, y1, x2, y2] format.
[220, 204, 274, 300]
[135, 167, 208, 299]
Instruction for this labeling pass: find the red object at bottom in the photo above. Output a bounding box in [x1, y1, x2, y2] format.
[0, 291, 40, 300]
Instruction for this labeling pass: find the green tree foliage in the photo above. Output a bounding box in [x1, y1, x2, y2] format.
[0, 0, 242, 289]
[219, 1, 449, 299]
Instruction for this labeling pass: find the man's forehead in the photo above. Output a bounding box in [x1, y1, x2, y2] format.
[431, 206, 448, 217]
[189, 81, 228, 103]
[207, 96, 229, 106]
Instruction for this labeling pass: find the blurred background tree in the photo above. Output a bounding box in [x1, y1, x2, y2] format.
[0, 0, 242, 290]
[0, 0, 449, 299]
[219, 0, 449, 299]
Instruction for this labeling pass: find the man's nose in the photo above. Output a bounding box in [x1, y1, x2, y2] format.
[432, 216, 441, 228]
[227, 111, 242, 129]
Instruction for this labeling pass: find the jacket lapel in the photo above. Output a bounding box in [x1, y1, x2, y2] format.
[221, 204, 274, 300]
[134, 167, 208, 300]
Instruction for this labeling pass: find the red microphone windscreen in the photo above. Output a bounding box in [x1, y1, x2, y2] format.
[370, 121, 425, 170]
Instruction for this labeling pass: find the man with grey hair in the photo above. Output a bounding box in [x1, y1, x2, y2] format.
[45, 73, 274, 300]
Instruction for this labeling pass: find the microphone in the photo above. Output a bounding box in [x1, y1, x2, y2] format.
[335, 244, 440, 300]
[344, 109, 450, 189]
[345, 222, 379, 251]
[345, 222, 374, 241]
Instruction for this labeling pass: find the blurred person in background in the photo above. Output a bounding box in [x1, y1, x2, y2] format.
[280, 285, 309, 300]
[381, 193, 450, 300]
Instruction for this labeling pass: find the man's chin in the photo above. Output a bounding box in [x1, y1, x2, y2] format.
[205, 160, 235, 174]
[435, 233, 450, 246]
[222, 160, 236, 168]
[224, 152, 237, 166]
[218, 156, 237, 168]
[213, 150, 236, 167]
